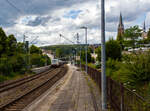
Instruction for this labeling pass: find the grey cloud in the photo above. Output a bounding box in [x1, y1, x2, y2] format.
[0, 0, 92, 27]
[105, 1, 150, 24]
[2, 0, 150, 46]
[27, 16, 51, 26]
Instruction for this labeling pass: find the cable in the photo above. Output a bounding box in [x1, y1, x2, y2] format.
[4, 0, 53, 46]
[30, 36, 39, 44]
[5, 0, 22, 13]
[60, 34, 75, 44]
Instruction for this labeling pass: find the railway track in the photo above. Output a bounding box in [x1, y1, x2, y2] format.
[0, 65, 68, 111]
[0, 67, 54, 93]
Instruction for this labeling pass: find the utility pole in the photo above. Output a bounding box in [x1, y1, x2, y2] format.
[24, 35, 39, 69]
[76, 33, 81, 69]
[23, 34, 28, 70]
[25, 41, 29, 70]
[85, 28, 87, 74]
[80, 27, 88, 74]
[59, 34, 76, 65]
[75, 33, 80, 66]
[101, 0, 107, 110]
[23, 34, 27, 43]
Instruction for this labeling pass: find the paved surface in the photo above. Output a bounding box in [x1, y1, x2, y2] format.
[24, 65, 101, 111]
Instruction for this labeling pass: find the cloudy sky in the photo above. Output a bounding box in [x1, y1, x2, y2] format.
[0, 0, 150, 46]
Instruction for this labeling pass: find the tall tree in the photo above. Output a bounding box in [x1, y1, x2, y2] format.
[96, 38, 122, 61]
[30, 45, 42, 54]
[55, 48, 63, 58]
[124, 25, 142, 48]
[81, 50, 92, 63]
[16, 42, 25, 54]
[0, 27, 7, 56]
[7, 34, 17, 56]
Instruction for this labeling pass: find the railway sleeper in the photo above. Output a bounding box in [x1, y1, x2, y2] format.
[1, 66, 68, 111]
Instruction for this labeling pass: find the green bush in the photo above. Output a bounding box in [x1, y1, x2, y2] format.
[0, 27, 50, 82]
[107, 51, 150, 89]
[0, 57, 13, 76]
[106, 58, 123, 81]
[96, 38, 122, 61]
[0, 75, 7, 82]
[81, 50, 92, 63]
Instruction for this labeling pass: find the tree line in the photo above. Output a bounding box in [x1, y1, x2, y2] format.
[0, 27, 51, 82]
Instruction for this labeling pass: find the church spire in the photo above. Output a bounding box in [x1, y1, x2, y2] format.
[119, 13, 123, 26]
[117, 13, 124, 41]
[143, 21, 146, 32]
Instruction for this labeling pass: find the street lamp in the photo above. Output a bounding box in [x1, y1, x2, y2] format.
[80, 26, 88, 74]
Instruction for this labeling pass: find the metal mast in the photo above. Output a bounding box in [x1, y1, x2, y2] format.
[101, 0, 107, 110]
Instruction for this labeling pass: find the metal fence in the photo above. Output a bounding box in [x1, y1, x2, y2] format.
[76, 64, 150, 111]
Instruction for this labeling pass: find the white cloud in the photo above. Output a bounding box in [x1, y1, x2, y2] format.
[2, 0, 150, 46]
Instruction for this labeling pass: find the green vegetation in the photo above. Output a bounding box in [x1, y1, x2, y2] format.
[55, 48, 63, 58]
[92, 25, 150, 100]
[30, 45, 51, 67]
[81, 50, 93, 63]
[106, 52, 150, 99]
[123, 25, 142, 48]
[42, 44, 86, 58]
[96, 38, 122, 61]
[0, 27, 51, 82]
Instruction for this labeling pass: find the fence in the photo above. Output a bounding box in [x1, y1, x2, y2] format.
[76, 64, 150, 111]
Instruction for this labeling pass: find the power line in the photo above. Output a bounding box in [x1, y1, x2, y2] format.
[30, 36, 39, 44]
[4, 0, 53, 46]
[59, 34, 75, 44]
[5, 0, 22, 13]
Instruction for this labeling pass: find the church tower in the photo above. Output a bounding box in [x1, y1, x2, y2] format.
[117, 13, 124, 41]
[142, 21, 148, 39]
[143, 21, 146, 32]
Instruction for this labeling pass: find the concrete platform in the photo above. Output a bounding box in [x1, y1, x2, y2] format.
[23, 64, 101, 111]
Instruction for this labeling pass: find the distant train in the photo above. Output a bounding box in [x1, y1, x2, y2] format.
[51, 59, 67, 67]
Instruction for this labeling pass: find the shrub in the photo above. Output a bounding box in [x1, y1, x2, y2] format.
[96, 38, 122, 61]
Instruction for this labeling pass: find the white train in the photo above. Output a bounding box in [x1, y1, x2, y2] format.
[51, 59, 60, 67]
[51, 59, 65, 67]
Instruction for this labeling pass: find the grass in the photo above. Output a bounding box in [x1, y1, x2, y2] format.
[0, 72, 34, 83]
[88, 63, 97, 69]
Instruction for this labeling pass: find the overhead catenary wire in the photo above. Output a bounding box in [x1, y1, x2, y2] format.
[59, 34, 75, 44]
[5, 0, 22, 13]
[30, 36, 39, 44]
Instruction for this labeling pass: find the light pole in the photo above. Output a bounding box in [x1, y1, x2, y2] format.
[80, 26, 88, 74]
[25, 36, 39, 69]
[101, 0, 107, 110]
[75, 33, 81, 68]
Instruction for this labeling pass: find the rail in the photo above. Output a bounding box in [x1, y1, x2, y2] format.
[76, 64, 150, 111]
[0, 65, 68, 110]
